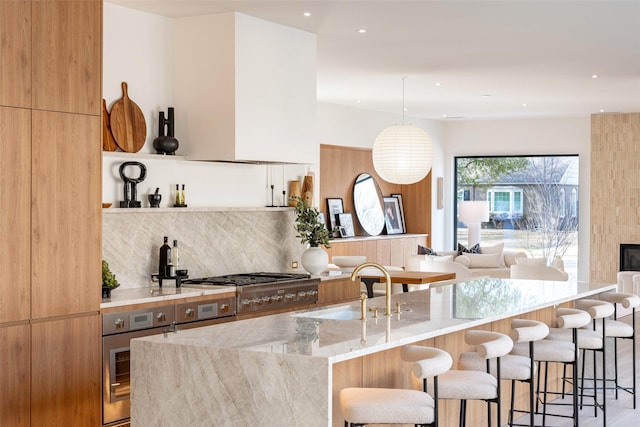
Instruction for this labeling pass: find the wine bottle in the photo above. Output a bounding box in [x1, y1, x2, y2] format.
[159, 236, 172, 277]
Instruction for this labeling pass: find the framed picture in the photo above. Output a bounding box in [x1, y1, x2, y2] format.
[317, 212, 327, 230]
[337, 213, 355, 237]
[326, 198, 344, 231]
[383, 196, 405, 234]
[391, 193, 406, 233]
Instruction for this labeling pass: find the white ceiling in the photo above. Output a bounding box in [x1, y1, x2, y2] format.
[108, 0, 640, 121]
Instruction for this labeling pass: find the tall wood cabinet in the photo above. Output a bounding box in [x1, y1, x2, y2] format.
[0, 1, 102, 425]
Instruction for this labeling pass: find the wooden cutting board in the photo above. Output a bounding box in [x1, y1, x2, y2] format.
[109, 82, 147, 153]
[102, 99, 118, 152]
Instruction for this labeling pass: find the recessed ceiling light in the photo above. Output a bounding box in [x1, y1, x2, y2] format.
[303, 12, 311, 17]
[600, 109, 605, 112]
[435, 82, 441, 87]
[592, 74, 599, 79]
[482, 94, 491, 98]
[522, 103, 528, 107]
[355, 100, 361, 104]
[358, 28, 367, 33]
[442, 114, 448, 118]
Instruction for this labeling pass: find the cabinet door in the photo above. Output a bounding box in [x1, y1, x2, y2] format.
[0, 107, 31, 323]
[0, 0, 31, 108]
[0, 323, 30, 427]
[31, 314, 101, 426]
[31, 110, 101, 318]
[31, 0, 101, 115]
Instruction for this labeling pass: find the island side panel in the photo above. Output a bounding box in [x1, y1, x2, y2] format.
[131, 340, 330, 427]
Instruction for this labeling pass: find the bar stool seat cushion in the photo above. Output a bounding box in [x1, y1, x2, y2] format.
[340, 387, 434, 424]
[600, 319, 634, 338]
[546, 327, 603, 349]
[512, 339, 575, 363]
[458, 352, 532, 381]
[600, 291, 640, 309]
[435, 370, 498, 400]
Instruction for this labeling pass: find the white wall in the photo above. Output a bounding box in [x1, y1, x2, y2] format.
[442, 117, 591, 280]
[103, 3, 309, 208]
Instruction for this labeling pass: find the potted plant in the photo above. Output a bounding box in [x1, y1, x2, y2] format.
[102, 259, 120, 299]
[294, 197, 331, 274]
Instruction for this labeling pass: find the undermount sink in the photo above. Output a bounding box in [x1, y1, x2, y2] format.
[293, 306, 363, 321]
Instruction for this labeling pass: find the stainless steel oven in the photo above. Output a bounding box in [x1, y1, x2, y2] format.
[102, 296, 236, 427]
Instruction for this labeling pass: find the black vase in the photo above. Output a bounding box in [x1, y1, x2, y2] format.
[153, 107, 179, 155]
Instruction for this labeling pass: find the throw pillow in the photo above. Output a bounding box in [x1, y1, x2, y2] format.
[457, 242, 480, 256]
[480, 242, 504, 255]
[465, 252, 506, 268]
[418, 245, 437, 255]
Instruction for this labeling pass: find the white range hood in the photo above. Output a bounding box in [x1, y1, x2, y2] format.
[173, 12, 317, 164]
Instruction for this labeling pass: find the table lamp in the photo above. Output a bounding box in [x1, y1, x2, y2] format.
[459, 201, 490, 247]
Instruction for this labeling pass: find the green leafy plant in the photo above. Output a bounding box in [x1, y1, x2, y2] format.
[102, 259, 119, 288]
[294, 197, 331, 248]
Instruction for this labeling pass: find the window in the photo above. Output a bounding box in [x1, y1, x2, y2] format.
[455, 155, 579, 279]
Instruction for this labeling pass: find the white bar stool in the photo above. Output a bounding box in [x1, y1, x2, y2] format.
[339, 346, 452, 426]
[524, 307, 592, 426]
[598, 291, 639, 408]
[406, 331, 513, 427]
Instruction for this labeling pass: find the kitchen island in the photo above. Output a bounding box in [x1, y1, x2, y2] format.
[130, 277, 616, 427]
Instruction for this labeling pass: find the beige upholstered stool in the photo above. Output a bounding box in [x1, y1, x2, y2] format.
[598, 291, 639, 408]
[512, 307, 592, 426]
[406, 331, 513, 427]
[339, 346, 452, 426]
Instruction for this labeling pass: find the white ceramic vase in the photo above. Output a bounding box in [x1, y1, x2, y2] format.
[301, 246, 329, 275]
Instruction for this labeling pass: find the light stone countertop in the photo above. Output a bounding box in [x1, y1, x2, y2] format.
[100, 284, 234, 309]
[130, 278, 617, 427]
[133, 277, 616, 363]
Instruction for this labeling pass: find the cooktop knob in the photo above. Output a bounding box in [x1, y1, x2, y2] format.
[114, 318, 125, 329]
[156, 312, 166, 322]
[185, 308, 195, 318]
[241, 299, 251, 307]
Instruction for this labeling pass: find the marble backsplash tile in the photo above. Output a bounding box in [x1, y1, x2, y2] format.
[102, 209, 306, 288]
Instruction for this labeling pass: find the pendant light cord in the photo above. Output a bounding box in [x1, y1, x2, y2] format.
[401, 75, 407, 125]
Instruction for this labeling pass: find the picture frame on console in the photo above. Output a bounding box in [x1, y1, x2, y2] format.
[391, 193, 406, 233]
[383, 196, 405, 234]
[337, 213, 355, 238]
[326, 198, 344, 232]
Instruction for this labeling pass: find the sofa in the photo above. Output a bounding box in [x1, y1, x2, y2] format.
[405, 242, 528, 279]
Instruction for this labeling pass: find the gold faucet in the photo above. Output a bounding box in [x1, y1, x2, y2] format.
[359, 292, 367, 320]
[351, 262, 392, 316]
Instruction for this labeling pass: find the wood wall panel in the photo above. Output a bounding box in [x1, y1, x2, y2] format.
[31, 110, 101, 318]
[326, 235, 427, 269]
[590, 113, 640, 283]
[31, 0, 101, 115]
[0, 0, 31, 108]
[0, 107, 31, 323]
[0, 323, 30, 427]
[320, 144, 431, 240]
[31, 315, 101, 426]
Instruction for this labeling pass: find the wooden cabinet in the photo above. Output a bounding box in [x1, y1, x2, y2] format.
[31, 0, 101, 115]
[0, 323, 31, 427]
[173, 12, 316, 163]
[0, 107, 31, 323]
[1, 1, 102, 424]
[317, 277, 361, 306]
[0, 0, 31, 108]
[326, 234, 428, 269]
[31, 110, 101, 319]
[31, 315, 101, 426]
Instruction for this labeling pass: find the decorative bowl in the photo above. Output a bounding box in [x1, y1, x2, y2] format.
[331, 256, 367, 272]
[102, 283, 120, 299]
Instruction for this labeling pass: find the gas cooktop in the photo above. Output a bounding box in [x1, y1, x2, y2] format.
[181, 272, 312, 287]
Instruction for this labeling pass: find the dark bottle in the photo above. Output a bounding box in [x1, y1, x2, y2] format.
[159, 236, 172, 277]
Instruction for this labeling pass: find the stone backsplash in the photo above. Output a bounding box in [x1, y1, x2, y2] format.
[102, 208, 306, 288]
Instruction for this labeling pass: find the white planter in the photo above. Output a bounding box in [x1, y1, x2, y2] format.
[301, 246, 329, 275]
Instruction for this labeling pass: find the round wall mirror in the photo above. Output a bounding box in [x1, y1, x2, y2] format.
[353, 173, 385, 236]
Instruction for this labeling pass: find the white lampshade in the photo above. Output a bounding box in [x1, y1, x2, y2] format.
[458, 201, 490, 223]
[372, 124, 433, 185]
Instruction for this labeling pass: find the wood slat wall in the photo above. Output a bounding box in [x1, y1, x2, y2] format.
[319, 144, 431, 239]
[590, 113, 640, 283]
